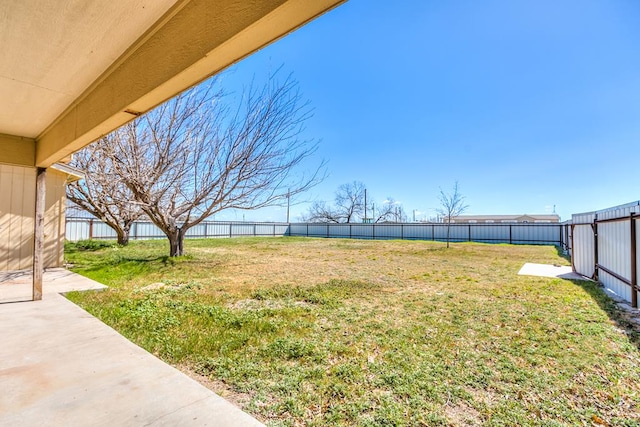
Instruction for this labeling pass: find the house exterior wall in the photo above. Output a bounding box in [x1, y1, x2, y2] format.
[0, 164, 66, 271]
[0, 165, 35, 270]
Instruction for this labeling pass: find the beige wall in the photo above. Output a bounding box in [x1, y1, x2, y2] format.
[0, 165, 66, 271]
[0, 165, 35, 270]
[44, 169, 66, 268]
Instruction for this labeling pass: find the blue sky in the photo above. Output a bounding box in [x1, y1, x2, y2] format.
[216, 0, 640, 223]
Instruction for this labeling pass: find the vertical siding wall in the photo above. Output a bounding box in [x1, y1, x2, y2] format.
[0, 165, 36, 270]
[572, 201, 640, 307]
[45, 170, 67, 268]
[0, 165, 67, 271]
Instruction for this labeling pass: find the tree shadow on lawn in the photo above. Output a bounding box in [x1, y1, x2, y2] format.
[71, 255, 176, 278]
[569, 278, 640, 351]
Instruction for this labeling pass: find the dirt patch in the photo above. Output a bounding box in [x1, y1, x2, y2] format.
[444, 400, 483, 426]
[176, 364, 254, 411]
[228, 298, 312, 311]
[613, 302, 640, 334]
[138, 282, 193, 292]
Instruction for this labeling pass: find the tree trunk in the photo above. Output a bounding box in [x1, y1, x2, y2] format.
[116, 223, 131, 246]
[168, 227, 187, 257]
[446, 218, 451, 248]
[116, 231, 130, 246]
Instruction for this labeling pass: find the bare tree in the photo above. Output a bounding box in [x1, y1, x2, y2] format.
[334, 181, 366, 223]
[76, 72, 322, 256]
[67, 139, 143, 245]
[303, 201, 341, 223]
[303, 181, 365, 223]
[375, 197, 406, 223]
[437, 181, 469, 248]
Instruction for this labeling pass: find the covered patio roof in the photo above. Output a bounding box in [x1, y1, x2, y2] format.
[0, 0, 344, 168]
[0, 0, 344, 301]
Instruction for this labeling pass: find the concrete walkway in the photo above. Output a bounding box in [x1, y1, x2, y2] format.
[0, 270, 263, 426]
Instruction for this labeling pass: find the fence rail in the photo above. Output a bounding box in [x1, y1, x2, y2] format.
[288, 222, 565, 246]
[65, 218, 290, 241]
[66, 217, 566, 247]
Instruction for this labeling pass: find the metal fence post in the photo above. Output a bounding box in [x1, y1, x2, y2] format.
[89, 219, 94, 240]
[631, 213, 638, 308]
[592, 215, 599, 281]
[570, 224, 576, 272]
[509, 225, 512, 244]
[559, 225, 562, 248]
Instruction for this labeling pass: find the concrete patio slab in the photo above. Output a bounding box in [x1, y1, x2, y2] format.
[518, 263, 587, 280]
[0, 268, 107, 303]
[0, 272, 263, 426]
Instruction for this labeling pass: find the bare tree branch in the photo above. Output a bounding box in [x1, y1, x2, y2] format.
[67, 137, 143, 245]
[304, 181, 366, 223]
[375, 197, 406, 223]
[74, 71, 324, 256]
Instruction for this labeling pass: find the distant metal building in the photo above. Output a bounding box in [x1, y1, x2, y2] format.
[450, 214, 560, 224]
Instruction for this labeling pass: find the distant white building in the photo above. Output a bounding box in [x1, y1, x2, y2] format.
[449, 214, 560, 224]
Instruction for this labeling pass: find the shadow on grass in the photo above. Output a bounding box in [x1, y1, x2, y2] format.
[554, 245, 572, 263]
[70, 255, 178, 283]
[64, 239, 118, 253]
[569, 278, 640, 351]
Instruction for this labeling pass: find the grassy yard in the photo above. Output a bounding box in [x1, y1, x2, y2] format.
[65, 237, 640, 426]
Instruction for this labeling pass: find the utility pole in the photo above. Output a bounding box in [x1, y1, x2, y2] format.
[364, 188, 368, 222]
[286, 189, 290, 223]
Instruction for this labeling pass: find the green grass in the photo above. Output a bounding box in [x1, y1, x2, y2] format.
[65, 237, 640, 426]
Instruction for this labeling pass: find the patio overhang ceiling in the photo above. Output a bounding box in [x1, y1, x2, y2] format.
[0, 0, 344, 168]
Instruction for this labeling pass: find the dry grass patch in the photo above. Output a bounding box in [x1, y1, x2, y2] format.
[65, 237, 640, 426]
